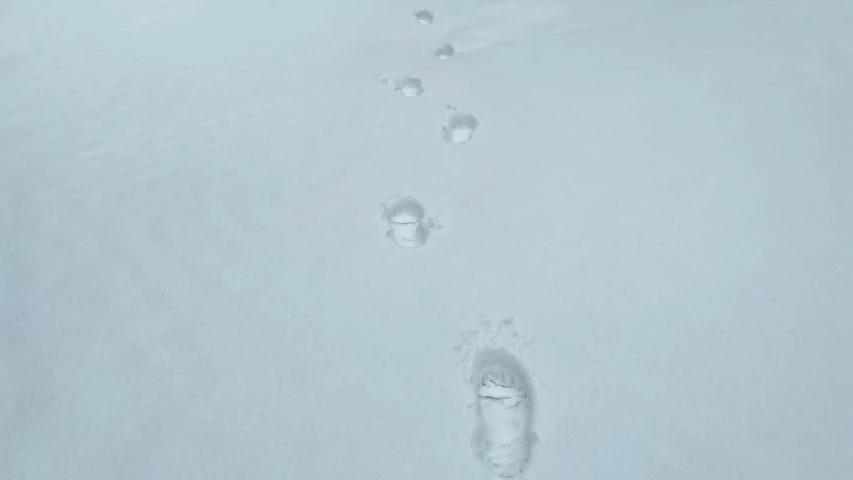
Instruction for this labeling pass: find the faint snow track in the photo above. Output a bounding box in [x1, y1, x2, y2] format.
[434, 0, 581, 56]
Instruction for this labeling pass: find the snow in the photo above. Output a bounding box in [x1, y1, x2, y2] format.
[1, 0, 852, 478]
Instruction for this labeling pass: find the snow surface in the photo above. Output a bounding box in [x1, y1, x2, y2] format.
[2, 0, 853, 478]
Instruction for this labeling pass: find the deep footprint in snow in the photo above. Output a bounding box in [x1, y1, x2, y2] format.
[442, 112, 479, 144]
[471, 348, 536, 478]
[381, 196, 442, 248]
[414, 9, 434, 24]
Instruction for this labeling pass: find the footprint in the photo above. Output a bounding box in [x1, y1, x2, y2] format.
[378, 76, 425, 97]
[442, 111, 479, 144]
[434, 44, 455, 60]
[414, 9, 434, 24]
[380, 196, 442, 248]
[396, 77, 424, 96]
[471, 347, 536, 478]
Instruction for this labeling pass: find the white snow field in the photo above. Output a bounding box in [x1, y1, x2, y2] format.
[2, 0, 852, 478]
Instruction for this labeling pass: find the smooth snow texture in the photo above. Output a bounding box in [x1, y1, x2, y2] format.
[2, 0, 853, 479]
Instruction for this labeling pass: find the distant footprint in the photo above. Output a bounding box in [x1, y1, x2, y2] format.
[433, 44, 455, 60]
[470, 347, 537, 478]
[414, 9, 435, 25]
[442, 109, 479, 144]
[395, 77, 424, 96]
[380, 196, 442, 248]
[378, 76, 424, 97]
